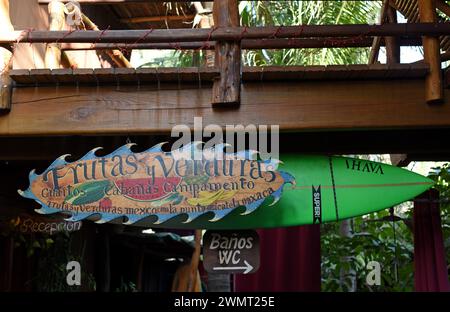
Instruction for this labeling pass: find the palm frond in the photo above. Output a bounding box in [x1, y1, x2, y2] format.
[241, 0, 381, 66]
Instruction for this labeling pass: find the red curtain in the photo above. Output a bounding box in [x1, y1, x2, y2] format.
[414, 189, 449, 291]
[234, 225, 321, 292]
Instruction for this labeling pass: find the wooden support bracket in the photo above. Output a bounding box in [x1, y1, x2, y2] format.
[211, 0, 241, 107]
[385, 4, 400, 64]
[369, 0, 390, 64]
[418, 0, 444, 104]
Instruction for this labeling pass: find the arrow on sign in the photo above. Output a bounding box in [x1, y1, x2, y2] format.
[212, 260, 254, 274]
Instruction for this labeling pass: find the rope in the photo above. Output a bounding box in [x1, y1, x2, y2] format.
[239, 26, 248, 41]
[270, 26, 283, 38]
[288, 25, 305, 46]
[56, 29, 76, 44]
[91, 25, 110, 49]
[129, 28, 154, 50]
[9, 25, 381, 52]
[196, 26, 218, 51]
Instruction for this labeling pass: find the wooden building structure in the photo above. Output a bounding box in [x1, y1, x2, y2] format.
[0, 0, 449, 292]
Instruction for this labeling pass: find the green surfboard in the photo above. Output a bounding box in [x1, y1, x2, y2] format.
[19, 144, 434, 229]
[153, 154, 433, 229]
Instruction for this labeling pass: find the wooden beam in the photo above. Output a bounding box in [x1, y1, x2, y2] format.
[385, 4, 400, 64]
[60, 37, 423, 51]
[31, 0, 450, 12]
[369, 0, 390, 64]
[0, 0, 13, 113]
[2, 23, 449, 44]
[120, 14, 195, 24]
[418, 0, 444, 104]
[411, 51, 450, 64]
[211, 0, 241, 106]
[8, 64, 430, 85]
[2, 77, 450, 136]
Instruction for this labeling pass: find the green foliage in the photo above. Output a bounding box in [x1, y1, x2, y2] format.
[322, 162, 450, 292]
[2, 222, 96, 291]
[240, 1, 381, 66]
[136, 1, 381, 67]
[31, 232, 96, 292]
[428, 163, 450, 263]
[1, 218, 55, 258]
[115, 277, 137, 292]
[321, 211, 415, 292]
[138, 50, 203, 68]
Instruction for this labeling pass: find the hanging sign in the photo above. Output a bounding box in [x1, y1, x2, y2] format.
[19, 142, 294, 226]
[203, 230, 260, 274]
[18, 143, 434, 229]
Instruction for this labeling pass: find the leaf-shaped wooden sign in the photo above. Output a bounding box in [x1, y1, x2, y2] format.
[18, 142, 294, 227]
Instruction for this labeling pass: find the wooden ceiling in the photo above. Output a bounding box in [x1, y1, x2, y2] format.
[39, 0, 197, 30]
[110, 1, 196, 29]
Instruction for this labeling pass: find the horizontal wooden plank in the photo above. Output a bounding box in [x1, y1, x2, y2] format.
[9, 64, 429, 85]
[60, 38, 423, 51]
[3, 23, 449, 44]
[8, 69, 33, 84]
[10, 67, 220, 85]
[242, 64, 429, 81]
[1, 78, 450, 136]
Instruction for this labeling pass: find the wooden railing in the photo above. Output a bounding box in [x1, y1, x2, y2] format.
[0, 0, 448, 113]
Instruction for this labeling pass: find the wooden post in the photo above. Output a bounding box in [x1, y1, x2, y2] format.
[45, 0, 65, 69]
[211, 0, 241, 107]
[385, 5, 400, 64]
[0, 0, 13, 113]
[369, 0, 390, 64]
[418, 0, 444, 104]
[171, 229, 202, 292]
[188, 230, 202, 292]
